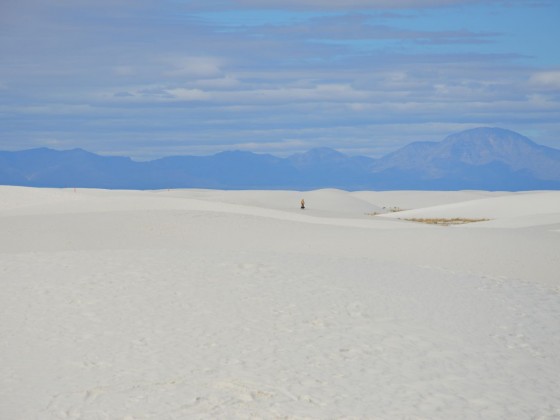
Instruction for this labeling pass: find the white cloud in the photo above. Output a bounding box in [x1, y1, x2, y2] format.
[188, 0, 494, 10]
[527, 94, 558, 109]
[529, 71, 560, 88]
[224, 84, 369, 104]
[163, 56, 224, 78]
[193, 75, 240, 89]
[166, 88, 210, 101]
[114, 66, 136, 76]
[107, 86, 211, 102]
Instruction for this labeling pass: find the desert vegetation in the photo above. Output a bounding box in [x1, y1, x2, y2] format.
[403, 217, 490, 226]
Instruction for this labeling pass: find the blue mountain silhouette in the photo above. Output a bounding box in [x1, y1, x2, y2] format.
[1, 128, 559, 190]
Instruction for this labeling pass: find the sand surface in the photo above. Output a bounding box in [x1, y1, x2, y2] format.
[1, 187, 559, 419]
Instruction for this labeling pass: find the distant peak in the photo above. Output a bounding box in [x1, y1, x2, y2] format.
[443, 127, 535, 145]
[295, 147, 346, 158]
[215, 150, 254, 156]
[308, 146, 344, 154]
[66, 147, 93, 154]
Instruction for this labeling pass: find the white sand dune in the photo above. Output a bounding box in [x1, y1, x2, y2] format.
[351, 190, 510, 211]
[1, 186, 559, 419]
[380, 190, 560, 229]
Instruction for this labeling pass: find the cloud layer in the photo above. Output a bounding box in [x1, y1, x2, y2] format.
[0, 0, 559, 159]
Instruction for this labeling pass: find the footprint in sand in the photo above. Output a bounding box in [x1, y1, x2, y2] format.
[346, 301, 366, 318]
[214, 380, 275, 403]
[84, 387, 105, 403]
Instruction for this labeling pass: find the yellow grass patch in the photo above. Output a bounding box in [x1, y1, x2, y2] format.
[403, 217, 490, 226]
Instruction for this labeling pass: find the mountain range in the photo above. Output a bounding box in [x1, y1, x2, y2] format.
[1, 127, 559, 191]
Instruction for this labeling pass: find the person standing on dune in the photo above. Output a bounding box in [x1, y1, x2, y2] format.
[301, 198, 305, 209]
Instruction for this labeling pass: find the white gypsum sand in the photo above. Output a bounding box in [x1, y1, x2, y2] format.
[0, 186, 559, 419]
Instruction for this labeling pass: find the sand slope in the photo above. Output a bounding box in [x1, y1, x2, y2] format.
[380, 190, 560, 227]
[1, 187, 559, 419]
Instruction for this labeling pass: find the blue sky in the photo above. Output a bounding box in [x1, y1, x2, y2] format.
[1, 0, 559, 160]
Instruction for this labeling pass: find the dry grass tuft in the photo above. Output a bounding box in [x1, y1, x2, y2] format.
[403, 217, 490, 226]
[366, 206, 407, 216]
